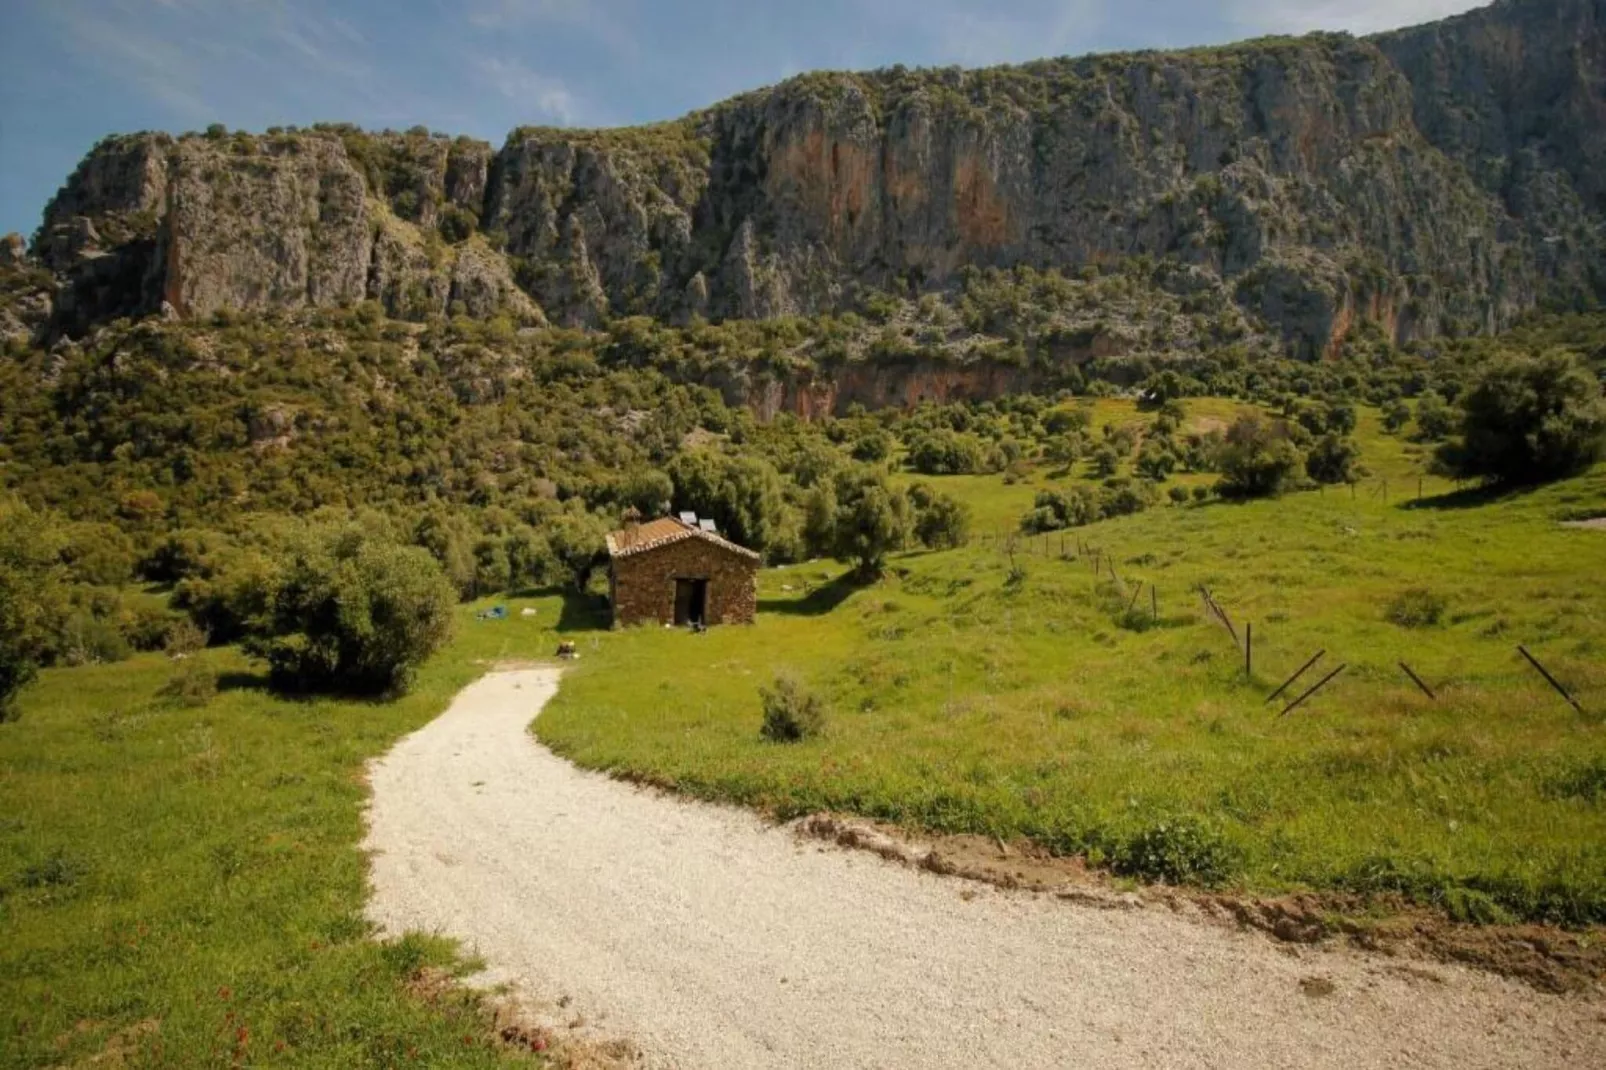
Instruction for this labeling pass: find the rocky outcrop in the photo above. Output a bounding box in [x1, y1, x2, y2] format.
[1375, 0, 1606, 309]
[18, 0, 1606, 357]
[160, 137, 373, 316]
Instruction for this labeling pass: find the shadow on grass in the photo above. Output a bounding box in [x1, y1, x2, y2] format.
[496, 585, 611, 633]
[759, 573, 861, 617]
[216, 670, 270, 693]
[554, 588, 611, 633]
[1402, 482, 1538, 512]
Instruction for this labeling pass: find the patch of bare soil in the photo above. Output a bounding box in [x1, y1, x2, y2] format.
[1562, 517, 1606, 530]
[406, 966, 640, 1069]
[53, 1018, 160, 1069]
[796, 813, 1606, 995]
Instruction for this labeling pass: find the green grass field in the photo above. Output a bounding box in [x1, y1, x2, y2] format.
[0, 595, 588, 1069]
[542, 402, 1606, 925]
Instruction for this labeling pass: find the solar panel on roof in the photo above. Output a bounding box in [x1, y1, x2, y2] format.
[699, 519, 718, 533]
[678, 511, 698, 525]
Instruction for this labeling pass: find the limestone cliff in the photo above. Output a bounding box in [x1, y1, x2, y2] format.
[15, 0, 1604, 358]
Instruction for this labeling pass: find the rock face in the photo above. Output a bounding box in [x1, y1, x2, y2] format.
[22, 0, 1606, 356]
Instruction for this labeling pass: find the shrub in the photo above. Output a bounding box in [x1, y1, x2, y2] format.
[1168, 486, 1191, 504]
[905, 430, 988, 475]
[249, 531, 456, 695]
[1305, 433, 1360, 485]
[122, 605, 178, 651]
[1413, 391, 1455, 441]
[1436, 350, 1606, 485]
[1135, 443, 1176, 482]
[828, 466, 911, 579]
[759, 674, 825, 742]
[158, 661, 218, 708]
[1090, 444, 1121, 478]
[60, 612, 132, 666]
[164, 618, 209, 657]
[1111, 817, 1238, 887]
[850, 431, 892, 463]
[1020, 484, 1101, 532]
[1385, 588, 1447, 628]
[1191, 485, 1212, 503]
[909, 485, 971, 549]
[1382, 399, 1412, 434]
[1215, 414, 1302, 499]
[1099, 477, 1158, 518]
[0, 573, 33, 722]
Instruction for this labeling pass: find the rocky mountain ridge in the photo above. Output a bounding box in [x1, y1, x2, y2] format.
[7, 0, 1604, 361]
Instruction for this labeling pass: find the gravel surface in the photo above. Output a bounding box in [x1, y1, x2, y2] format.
[364, 669, 1605, 1069]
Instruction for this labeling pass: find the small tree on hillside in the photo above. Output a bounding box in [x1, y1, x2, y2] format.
[1215, 414, 1303, 498]
[1436, 349, 1606, 484]
[1306, 433, 1361, 485]
[1382, 399, 1412, 435]
[908, 483, 972, 549]
[250, 530, 456, 696]
[829, 467, 911, 580]
[0, 571, 35, 722]
[1414, 390, 1456, 441]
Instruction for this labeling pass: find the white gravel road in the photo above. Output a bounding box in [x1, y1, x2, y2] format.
[363, 669, 1604, 1069]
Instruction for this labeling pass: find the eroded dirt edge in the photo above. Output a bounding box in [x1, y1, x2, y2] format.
[794, 812, 1606, 996]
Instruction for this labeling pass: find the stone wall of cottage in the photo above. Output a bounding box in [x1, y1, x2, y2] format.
[610, 537, 757, 627]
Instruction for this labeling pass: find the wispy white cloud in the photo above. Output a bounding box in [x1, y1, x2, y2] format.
[463, 0, 640, 59]
[477, 57, 579, 124]
[1229, 0, 1485, 37]
[55, 5, 213, 121]
[44, 0, 422, 126]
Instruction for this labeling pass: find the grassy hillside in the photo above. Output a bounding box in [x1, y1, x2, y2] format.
[540, 401, 1606, 925]
[0, 595, 587, 1068]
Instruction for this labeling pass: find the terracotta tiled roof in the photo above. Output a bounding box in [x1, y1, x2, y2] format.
[605, 516, 761, 561]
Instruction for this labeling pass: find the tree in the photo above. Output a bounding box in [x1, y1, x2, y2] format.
[1414, 391, 1456, 441]
[1382, 399, 1412, 434]
[0, 570, 35, 721]
[1091, 444, 1121, 478]
[1215, 414, 1303, 498]
[1136, 442, 1176, 482]
[829, 467, 911, 579]
[249, 530, 455, 695]
[1306, 433, 1360, 484]
[666, 451, 795, 557]
[412, 509, 477, 597]
[905, 429, 987, 475]
[850, 430, 892, 463]
[1043, 433, 1082, 469]
[543, 510, 609, 590]
[1437, 350, 1606, 484]
[908, 483, 972, 549]
[1325, 402, 1357, 435]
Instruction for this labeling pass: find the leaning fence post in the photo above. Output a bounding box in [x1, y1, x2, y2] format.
[1245, 622, 1252, 679]
[1517, 645, 1584, 713]
[1399, 661, 1436, 700]
[1280, 664, 1347, 717]
[1151, 585, 1158, 624]
[1127, 580, 1144, 614]
[1265, 650, 1325, 705]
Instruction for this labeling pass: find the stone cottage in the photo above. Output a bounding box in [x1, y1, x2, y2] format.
[605, 514, 760, 628]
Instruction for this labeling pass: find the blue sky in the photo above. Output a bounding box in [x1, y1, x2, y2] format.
[0, 0, 1483, 241]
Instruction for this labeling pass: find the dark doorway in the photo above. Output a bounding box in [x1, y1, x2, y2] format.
[673, 578, 709, 625]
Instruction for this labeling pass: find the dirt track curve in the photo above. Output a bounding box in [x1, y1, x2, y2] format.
[363, 669, 1604, 1069]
